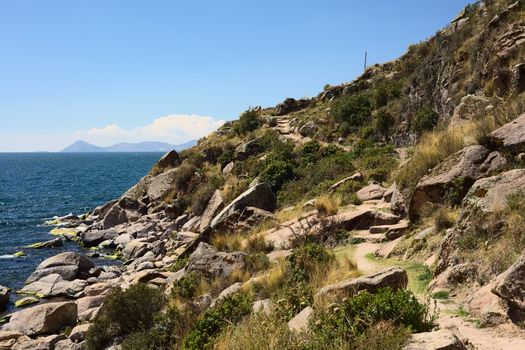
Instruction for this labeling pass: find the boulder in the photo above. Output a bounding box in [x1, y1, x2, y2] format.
[27, 252, 94, 283]
[76, 295, 105, 322]
[0, 286, 10, 309]
[287, 306, 313, 332]
[328, 173, 363, 193]
[235, 139, 263, 161]
[252, 299, 271, 314]
[487, 112, 525, 153]
[298, 121, 317, 137]
[199, 190, 224, 232]
[11, 334, 67, 350]
[222, 162, 234, 174]
[435, 170, 525, 276]
[210, 183, 276, 228]
[69, 323, 90, 343]
[2, 301, 77, 336]
[186, 243, 247, 280]
[317, 267, 408, 297]
[27, 237, 64, 249]
[356, 183, 387, 201]
[450, 94, 491, 125]
[274, 98, 310, 116]
[390, 186, 407, 216]
[20, 274, 87, 298]
[152, 150, 179, 174]
[214, 206, 275, 233]
[210, 282, 242, 308]
[80, 229, 118, 247]
[409, 145, 506, 220]
[492, 251, 525, 310]
[54, 339, 85, 350]
[404, 329, 467, 350]
[122, 239, 150, 260]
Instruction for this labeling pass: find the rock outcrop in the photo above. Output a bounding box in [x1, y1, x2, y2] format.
[492, 251, 525, 310]
[26, 252, 94, 284]
[2, 301, 77, 336]
[186, 243, 247, 280]
[210, 183, 276, 229]
[409, 145, 506, 220]
[317, 267, 408, 297]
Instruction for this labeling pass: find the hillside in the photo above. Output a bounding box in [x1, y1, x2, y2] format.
[2, 1, 525, 349]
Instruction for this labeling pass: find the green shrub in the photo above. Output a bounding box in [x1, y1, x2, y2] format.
[332, 94, 372, 133]
[412, 105, 438, 132]
[86, 284, 166, 350]
[311, 288, 436, 345]
[273, 281, 314, 321]
[233, 109, 261, 135]
[171, 272, 200, 299]
[288, 243, 334, 282]
[169, 257, 188, 272]
[217, 148, 235, 168]
[260, 159, 295, 190]
[121, 306, 196, 350]
[182, 292, 252, 349]
[431, 290, 449, 299]
[373, 109, 395, 135]
[297, 140, 321, 165]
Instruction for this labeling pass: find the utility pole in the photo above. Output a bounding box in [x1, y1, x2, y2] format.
[364, 51, 367, 72]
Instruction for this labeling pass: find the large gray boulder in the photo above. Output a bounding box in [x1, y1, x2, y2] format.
[288, 306, 313, 332]
[151, 150, 179, 175]
[199, 190, 224, 232]
[2, 301, 77, 336]
[317, 267, 408, 297]
[0, 285, 10, 309]
[492, 251, 525, 310]
[210, 183, 276, 228]
[20, 274, 87, 298]
[404, 329, 467, 350]
[101, 197, 144, 229]
[186, 243, 247, 280]
[356, 183, 387, 201]
[27, 252, 94, 283]
[487, 112, 525, 153]
[409, 145, 506, 220]
[80, 229, 118, 247]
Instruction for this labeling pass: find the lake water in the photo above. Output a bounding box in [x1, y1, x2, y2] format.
[0, 153, 162, 295]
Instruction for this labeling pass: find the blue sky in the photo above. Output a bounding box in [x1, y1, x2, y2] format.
[0, 0, 473, 151]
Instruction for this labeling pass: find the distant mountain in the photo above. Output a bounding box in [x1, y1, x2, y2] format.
[61, 140, 106, 153]
[60, 140, 197, 153]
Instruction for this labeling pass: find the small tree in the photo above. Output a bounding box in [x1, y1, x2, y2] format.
[233, 109, 261, 135]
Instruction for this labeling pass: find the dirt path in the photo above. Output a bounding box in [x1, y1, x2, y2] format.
[348, 238, 525, 350]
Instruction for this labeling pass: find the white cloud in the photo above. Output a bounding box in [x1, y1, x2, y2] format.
[73, 114, 225, 147]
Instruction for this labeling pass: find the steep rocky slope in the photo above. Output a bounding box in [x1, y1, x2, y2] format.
[1, 1, 525, 349]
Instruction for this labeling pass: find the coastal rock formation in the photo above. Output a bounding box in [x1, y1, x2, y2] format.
[2, 301, 77, 336]
[186, 242, 247, 280]
[26, 252, 94, 284]
[0, 285, 10, 309]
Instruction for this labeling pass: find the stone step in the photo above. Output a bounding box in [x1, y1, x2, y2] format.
[369, 220, 410, 240]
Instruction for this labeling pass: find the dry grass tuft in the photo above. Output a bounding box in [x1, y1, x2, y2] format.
[316, 195, 341, 216]
[210, 232, 243, 252]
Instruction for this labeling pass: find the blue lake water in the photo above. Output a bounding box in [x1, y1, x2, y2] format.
[0, 153, 162, 294]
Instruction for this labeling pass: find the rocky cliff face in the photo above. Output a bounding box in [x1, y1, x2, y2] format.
[2, 1, 525, 349]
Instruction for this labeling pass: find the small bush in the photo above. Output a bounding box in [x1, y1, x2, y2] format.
[331, 93, 372, 133]
[432, 290, 450, 299]
[86, 284, 166, 350]
[373, 109, 395, 135]
[233, 109, 261, 135]
[411, 105, 438, 132]
[171, 272, 200, 299]
[297, 140, 321, 165]
[182, 292, 252, 349]
[244, 235, 274, 253]
[288, 243, 334, 282]
[260, 159, 295, 190]
[273, 281, 314, 321]
[311, 288, 436, 345]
